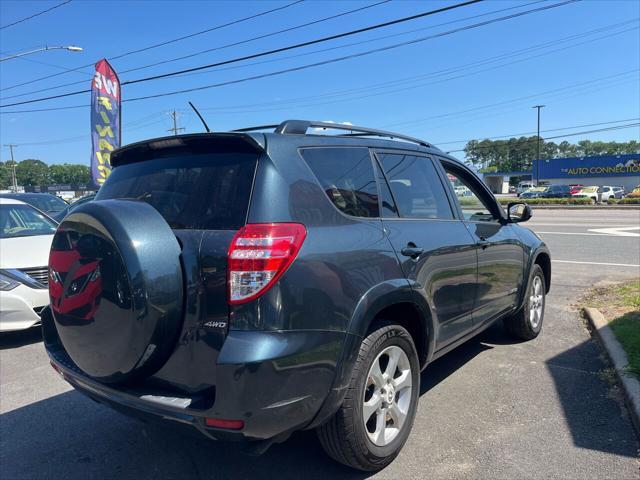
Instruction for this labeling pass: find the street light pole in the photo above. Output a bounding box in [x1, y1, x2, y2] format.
[0, 45, 83, 62]
[532, 105, 545, 186]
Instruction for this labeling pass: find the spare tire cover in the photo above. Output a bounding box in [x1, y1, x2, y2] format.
[49, 199, 184, 384]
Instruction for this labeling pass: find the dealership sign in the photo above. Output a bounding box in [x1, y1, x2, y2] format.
[535, 154, 640, 179]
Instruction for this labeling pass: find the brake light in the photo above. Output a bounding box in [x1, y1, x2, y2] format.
[227, 223, 306, 305]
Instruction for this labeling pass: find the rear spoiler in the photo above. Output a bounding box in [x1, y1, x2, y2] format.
[111, 133, 265, 168]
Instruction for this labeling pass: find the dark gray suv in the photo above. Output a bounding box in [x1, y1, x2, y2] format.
[43, 120, 550, 471]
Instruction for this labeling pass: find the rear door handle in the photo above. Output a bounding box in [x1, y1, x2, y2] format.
[401, 246, 424, 259]
[478, 236, 489, 250]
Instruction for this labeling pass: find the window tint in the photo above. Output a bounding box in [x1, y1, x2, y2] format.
[441, 162, 498, 222]
[97, 153, 257, 230]
[376, 154, 453, 219]
[302, 147, 379, 218]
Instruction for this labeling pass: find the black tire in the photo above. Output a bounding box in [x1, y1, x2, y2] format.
[504, 264, 546, 340]
[317, 322, 420, 471]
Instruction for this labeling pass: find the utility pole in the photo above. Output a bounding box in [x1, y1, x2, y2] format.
[3, 144, 18, 192]
[167, 110, 185, 136]
[532, 105, 544, 186]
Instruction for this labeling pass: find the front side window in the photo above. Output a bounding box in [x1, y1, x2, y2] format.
[376, 153, 453, 220]
[441, 162, 498, 223]
[301, 147, 379, 218]
[0, 204, 57, 238]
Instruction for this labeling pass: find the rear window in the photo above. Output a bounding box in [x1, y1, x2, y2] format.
[96, 153, 257, 230]
[301, 147, 379, 218]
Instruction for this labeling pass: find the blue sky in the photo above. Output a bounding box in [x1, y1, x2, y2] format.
[0, 0, 638, 165]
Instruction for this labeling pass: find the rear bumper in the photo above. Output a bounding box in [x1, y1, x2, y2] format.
[43, 309, 351, 442]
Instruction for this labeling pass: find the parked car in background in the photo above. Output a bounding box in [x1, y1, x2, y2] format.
[516, 181, 535, 196]
[0, 192, 67, 217]
[520, 184, 570, 199]
[508, 185, 517, 194]
[626, 186, 640, 198]
[598, 186, 621, 203]
[611, 186, 625, 199]
[572, 185, 600, 203]
[569, 184, 584, 195]
[42, 121, 551, 471]
[51, 193, 97, 222]
[0, 198, 56, 332]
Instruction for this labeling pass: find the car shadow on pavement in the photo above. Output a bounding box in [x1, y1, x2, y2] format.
[420, 322, 524, 396]
[0, 325, 506, 480]
[0, 389, 369, 480]
[0, 326, 42, 350]
[546, 338, 638, 458]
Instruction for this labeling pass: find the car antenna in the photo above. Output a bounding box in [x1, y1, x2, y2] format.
[188, 101, 211, 133]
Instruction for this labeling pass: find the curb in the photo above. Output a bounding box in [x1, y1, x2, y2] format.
[530, 205, 640, 210]
[497, 205, 640, 210]
[583, 307, 640, 434]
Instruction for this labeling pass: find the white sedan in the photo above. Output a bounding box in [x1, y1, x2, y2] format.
[0, 198, 57, 332]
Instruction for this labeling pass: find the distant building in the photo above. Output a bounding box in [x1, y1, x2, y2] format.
[482, 154, 640, 193]
[24, 183, 98, 200]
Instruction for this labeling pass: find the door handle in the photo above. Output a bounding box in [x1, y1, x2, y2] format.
[401, 246, 424, 259]
[478, 236, 489, 250]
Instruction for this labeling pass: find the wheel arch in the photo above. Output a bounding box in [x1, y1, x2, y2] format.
[305, 280, 435, 430]
[533, 250, 551, 293]
[346, 280, 435, 370]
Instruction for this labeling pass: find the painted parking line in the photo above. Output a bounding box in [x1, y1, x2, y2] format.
[528, 223, 636, 227]
[552, 260, 640, 268]
[536, 231, 613, 236]
[588, 226, 640, 237]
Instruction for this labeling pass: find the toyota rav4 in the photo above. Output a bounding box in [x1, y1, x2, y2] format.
[42, 120, 550, 471]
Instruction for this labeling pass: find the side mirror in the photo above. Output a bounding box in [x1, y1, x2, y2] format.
[507, 202, 532, 223]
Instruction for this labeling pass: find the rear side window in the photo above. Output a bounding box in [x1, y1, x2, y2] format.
[376, 153, 453, 219]
[301, 147, 379, 218]
[97, 153, 257, 230]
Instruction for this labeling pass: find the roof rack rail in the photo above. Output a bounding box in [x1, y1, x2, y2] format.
[230, 120, 432, 148]
[231, 124, 280, 133]
[276, 120, 432, 148]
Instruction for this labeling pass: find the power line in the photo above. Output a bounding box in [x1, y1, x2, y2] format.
[118, 0, 392, 76]
[444, 123, 640, 153]
[0, 0, 556, 100]
[194, 29, 637, 114]
[0, 0, 73, 30]
[0, 0, 580, 109]
[3, 19, 633, 116]
[401, 75, 639, 135]
[383, 69, 639, 129]
[434, 118, 640, 145]
[0, 0, 304, 92]
[0, 0, 486, 108]
[1, 0, 553, 101]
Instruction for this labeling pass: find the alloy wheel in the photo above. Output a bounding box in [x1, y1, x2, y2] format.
[362, 345, 413, 447]
[529, 275, 544, 329]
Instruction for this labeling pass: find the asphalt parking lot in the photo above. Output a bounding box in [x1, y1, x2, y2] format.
[1, 208, 639, 479]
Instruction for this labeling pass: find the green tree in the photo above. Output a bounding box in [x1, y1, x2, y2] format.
[0, 161, 14, 190]
[463, 137, 639, 170]
[48, 163, 91, 184]
[15, 159, 49, 186]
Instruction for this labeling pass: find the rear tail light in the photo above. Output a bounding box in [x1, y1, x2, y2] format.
[227, 223, 306, 305]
